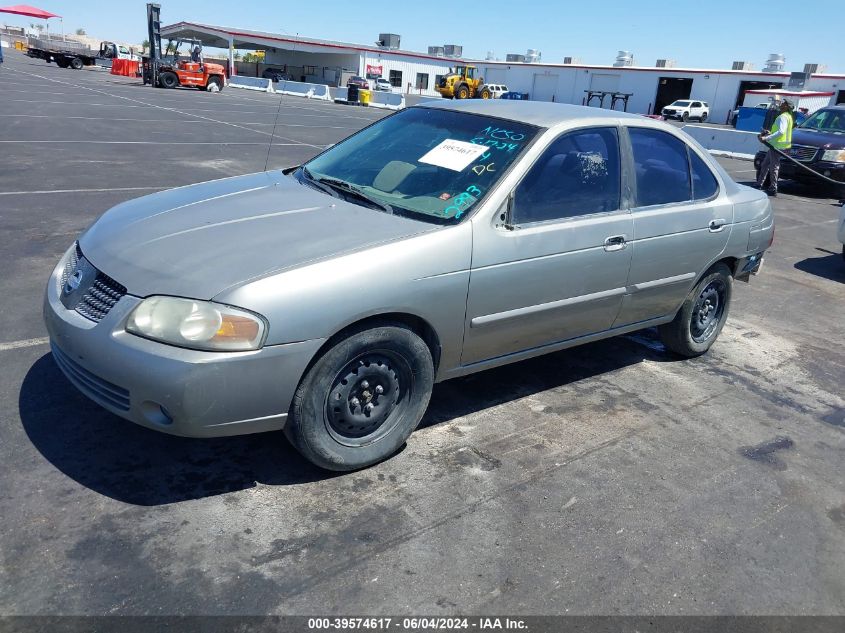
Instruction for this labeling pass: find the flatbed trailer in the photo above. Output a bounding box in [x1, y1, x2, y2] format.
[26, 37, 139, 70]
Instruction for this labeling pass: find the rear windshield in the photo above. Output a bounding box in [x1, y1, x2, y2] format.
[302, 107, 539, 223]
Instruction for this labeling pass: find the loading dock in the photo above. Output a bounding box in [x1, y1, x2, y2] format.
[734, 79, 784, 109]
[653, 76, 693, 115]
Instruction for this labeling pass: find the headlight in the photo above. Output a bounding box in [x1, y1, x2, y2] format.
[821, 149, 845, 163]
[126, 296, 267, 351]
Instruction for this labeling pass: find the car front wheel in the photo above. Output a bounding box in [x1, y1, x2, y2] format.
[658, 263, 733, 357]
[286, 324, 435, 471]
[682, 112, 689, 122]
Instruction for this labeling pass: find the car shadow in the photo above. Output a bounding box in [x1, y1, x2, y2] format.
[794, 250, 845, 284]
[20, 329, 676, 506]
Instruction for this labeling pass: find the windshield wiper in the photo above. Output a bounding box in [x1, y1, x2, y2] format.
[302, 169, 394, 214]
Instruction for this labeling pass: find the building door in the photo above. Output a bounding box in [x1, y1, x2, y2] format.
[653, 77, 693, 114]
[483, 67, 507, 85]
[734, 80, 784, 109]
[532, 74, 559, 101]
[837, 90, 845, 105]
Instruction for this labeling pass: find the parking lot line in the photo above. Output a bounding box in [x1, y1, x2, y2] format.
[0, 337, 49, 352]
[0, 114, 207, 124]
[6, 68, 327, 150]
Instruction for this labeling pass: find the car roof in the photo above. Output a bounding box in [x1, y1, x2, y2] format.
[417, 99, 641, 128]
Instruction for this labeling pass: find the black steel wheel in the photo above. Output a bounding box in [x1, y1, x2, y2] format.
[159, 71, 179, 89]
[689, 278, 727, 343]
[325, 351, 410, 446]
[658, 263, 733, 357]
[286, 324, 434, 471]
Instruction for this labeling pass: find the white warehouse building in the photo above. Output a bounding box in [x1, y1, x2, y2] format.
[162, 21, 845, 119]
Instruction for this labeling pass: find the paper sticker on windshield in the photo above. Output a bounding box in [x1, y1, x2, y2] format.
[419, 139, 490, 172]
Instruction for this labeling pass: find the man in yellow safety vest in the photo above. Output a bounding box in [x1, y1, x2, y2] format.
[756, 99, 794, 196]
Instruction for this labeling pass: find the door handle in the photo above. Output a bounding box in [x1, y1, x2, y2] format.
[603, 235, 627, 252]
[709, 218, 727, 232]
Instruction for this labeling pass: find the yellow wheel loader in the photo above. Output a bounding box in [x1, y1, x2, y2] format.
[435, 65, 492, 99]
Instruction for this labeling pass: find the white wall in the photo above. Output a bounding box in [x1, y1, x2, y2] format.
[476, 62, 845, 120]
[362, 51, 451, 96]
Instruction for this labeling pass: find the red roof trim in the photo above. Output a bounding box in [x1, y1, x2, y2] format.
[164, 22, 845, 78]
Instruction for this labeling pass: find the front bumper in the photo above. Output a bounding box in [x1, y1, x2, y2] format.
[779, 159, 845, 184]
[43, 252, 325, 438]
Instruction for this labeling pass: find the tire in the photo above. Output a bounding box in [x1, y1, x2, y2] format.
[56, 58, 69, 69]
[682, 112, 689, 122]
[842, 245, 845, 263]
[70, 57, 84, 70]
[658, 263, 733, 358]
[455, 84, 470, 100]
[159, 71, 179, 89]
[204, 76, 223, 92]
[479, 87, 491, 99]
[700, 112, 708, 122]
[285, 324, 435, 471]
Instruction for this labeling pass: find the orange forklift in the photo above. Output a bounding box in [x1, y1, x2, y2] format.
[142, 3, 226, 92]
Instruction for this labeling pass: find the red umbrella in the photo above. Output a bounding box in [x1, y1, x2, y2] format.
[0, 4, 60, 19]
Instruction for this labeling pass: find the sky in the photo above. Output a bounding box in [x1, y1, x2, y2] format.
[2, 0, 841, 73]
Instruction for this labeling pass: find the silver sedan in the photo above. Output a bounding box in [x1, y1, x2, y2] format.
[44, 100, 774, 470]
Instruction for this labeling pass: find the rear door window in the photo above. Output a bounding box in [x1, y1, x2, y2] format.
[629, 128, 692, 207]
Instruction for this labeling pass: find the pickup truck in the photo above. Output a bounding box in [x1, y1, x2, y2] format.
[26, 37, 139, 70]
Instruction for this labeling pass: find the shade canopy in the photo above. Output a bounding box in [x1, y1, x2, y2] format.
[0, 4, 60, 19]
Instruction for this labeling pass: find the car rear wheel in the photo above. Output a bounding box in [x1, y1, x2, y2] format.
[286, 324, 434, 471]
[658, 263, 733, 357]
[159, 71, 179, 89]
[700, 112, 708, 122]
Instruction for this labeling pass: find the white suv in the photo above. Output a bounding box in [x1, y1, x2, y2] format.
[662, 100, 709, 122]
[485, 84, 509, 98]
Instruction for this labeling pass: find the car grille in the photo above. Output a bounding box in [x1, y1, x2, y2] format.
[51, 342, 131, 411]
[787, 145, 818, 162]
[75, 273, 127, 322]
[62, 244, 127, 323]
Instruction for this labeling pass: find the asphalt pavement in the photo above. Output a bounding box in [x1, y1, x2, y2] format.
[0, 51, 843, 616]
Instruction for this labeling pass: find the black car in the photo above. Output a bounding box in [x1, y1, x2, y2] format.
[755, 106, 845, 193]
[261, 68, 290, 82]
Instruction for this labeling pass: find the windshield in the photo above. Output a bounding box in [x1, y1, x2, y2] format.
[800, 109, 845, 133]
[672, 101, 691, 107]
[301, 107, 539, 223]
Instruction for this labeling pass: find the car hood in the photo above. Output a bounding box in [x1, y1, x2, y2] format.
[792, 128, 845, 149]
[79, 171, 436, 300]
